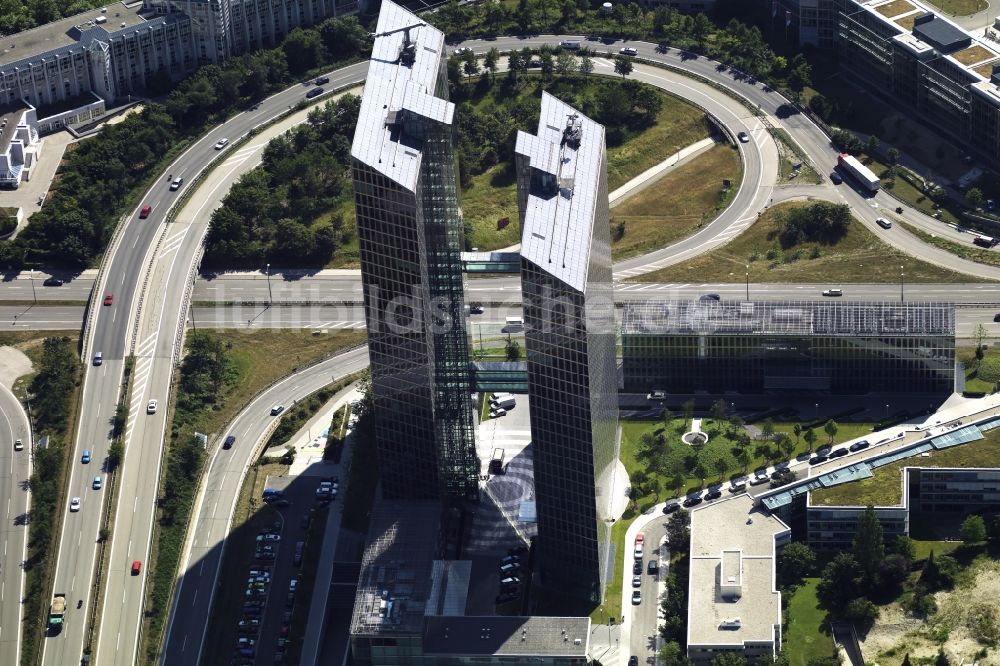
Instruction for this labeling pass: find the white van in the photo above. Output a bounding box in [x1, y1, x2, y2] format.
[560, 40, 582, 49]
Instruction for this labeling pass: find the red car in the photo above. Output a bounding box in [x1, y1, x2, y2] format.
[139, 204, 152, 219]
[103, 293, 113, 306]
[131, 560, 142, 575]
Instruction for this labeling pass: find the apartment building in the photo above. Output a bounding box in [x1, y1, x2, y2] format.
[350, 0, 479, 502]
[774, 0, 838, 48]
[515, 93, 620, 604]
[0, 102, 40, 188]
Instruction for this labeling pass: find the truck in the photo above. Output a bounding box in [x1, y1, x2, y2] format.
[836, 154, 880, 193]
[490, 396, 516, 410]
[974, 234, 996, 248]
[48, 594, 66, 631]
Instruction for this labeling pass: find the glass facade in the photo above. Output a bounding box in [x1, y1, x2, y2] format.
[622, 301, 955, 395]
[351, 23, 478, 501]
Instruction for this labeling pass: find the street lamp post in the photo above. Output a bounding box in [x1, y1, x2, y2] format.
[745, 263, 750, 301]
[265, 263, 273, 306]
[29, 269, 36, 303]
[900, 265, 904, 302]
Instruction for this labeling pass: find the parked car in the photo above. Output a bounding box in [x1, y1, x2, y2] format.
[632, 575, 642, 588]
[809, 455, 829, 465]
[631, 590, 642, 605]
[489, 408, 507, 419]
[829, 448, 849, 458]
[749, 475, 770, 486]
[662, 501, 681, 514]
[633, 560, 642, 575]
[705, 488, 723, 500]
[849, 440, 871, 452]
[682, 494, 703, 508]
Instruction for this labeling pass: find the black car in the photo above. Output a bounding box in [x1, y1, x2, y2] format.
[682, 495, 703, 508]
[469, 303, 484, 314]
[829, 448, 849, 458]
[830, 171, 843, 184]
[306, 86, 324, 98]
[629, 657, 639, 666]
[43, 277, 64, 286]
[633, 560, 642, 575]
[699, 293, 721, 302]
[705, 488, 723, 500]
[809, 455, 829, 465]
[994, 313, 1000, 322]
[754, 467, 768, 479]
[849, 440, 871, 452]
[315, 76, 330, 85]
[662, 502, 680, 514]
[223, 435, 236, 449]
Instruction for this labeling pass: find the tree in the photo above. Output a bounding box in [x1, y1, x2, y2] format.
[666, 510, 691, 550]
[844, 597, 879, 629]
[890, 535, 916, 563]
[960, 514, 987, 543]
[613, 54, 634, 78]
[736, 448, 751, 474]
[648, 478, 662, 502]
[990, 514, 1000, 543]
[659, 641, 687, 666]
[670, 471, 686, 497]
[823, 419, 838, 444]
[967, 187, 984, 207]
[539, 51, 555, 79]
[778, 541, 815, 588]
[579, 54, 594, 76]
[711, 399, 728, 424]
[761, 417, 775, 441]
[555, 52, 577, 76]
[887, 146, 900, 165]
[777, 433, 795, 461]
[711, 653, 748, 666]
[692, 460, 708, 487]
[853, 506, 885, 585]
[682, 399, 695, 425]
[713, 456, 729, 482]
[792, 423, 802, 444]
[866, 134, 880, 155]
[462, 54, 480, 78]
[661, 407, 675, 430]
[803, 428, 817, 452]
[817, 552, 861, 611]
[483, 47, 500, 81]
[505, 339, 522, 361]
[879, 553, 910, 590]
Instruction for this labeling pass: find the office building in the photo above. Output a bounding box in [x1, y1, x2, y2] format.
[515, 93, 620, 604]
[687, 495, 791, 663]
[351, 0, 479, 501]
[0, 102, 40, 188]
[0, 0, 355, 131]
[774, 0, 837, 48]
[621, 300, 955, 395]
[835, 0, 1000, 166]
[349, 501, 590, 666]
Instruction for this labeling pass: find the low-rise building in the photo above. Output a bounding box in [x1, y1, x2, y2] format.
[0, 102, 40, 188]
[687, 494, 791, 663]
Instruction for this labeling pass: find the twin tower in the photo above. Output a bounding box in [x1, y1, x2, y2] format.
[350, 1, 619, 604]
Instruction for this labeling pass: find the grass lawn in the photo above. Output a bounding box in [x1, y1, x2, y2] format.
[590, 517, 631, 624]
[923, 0, 988, 15]
[180, 329, 366, 440]
[959, 345, 998, 393]
[898, 219, 1000, 271]
[460, 75, 711, 251]
[610, 144, 742, 260]
[202, 462, 285, 666]
[632, 201, 982, 284]
[811, 432, 1000, 506]
[785, 578, 835, 666]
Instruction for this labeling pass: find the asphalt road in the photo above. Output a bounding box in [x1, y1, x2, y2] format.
[161, 347, 368, 665]
[0, 383, 30, 666]
[629, 524, 668, 665]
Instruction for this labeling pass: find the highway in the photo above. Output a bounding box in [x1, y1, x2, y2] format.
[0, 382, 30, 666]
[23, 27, 1000, 666]
[161, 347, 367, 665]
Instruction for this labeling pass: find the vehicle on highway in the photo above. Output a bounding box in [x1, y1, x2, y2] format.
[140, 204, 153, 219]
[632, 575, 642, 588]
[147, 399, 158, 414]
[315, 76, 330, 85]
[170, 176, 184, 191]
[48, 594, 67, 631]
[631, 589, 642, 605]
[104, 293, 114, 306]
[559, 39, 581, 49]
[662, 501, 680, 514]
[132, 560, 142, 575]
[93, 476, 102, 490]
[271, 404, 285, 416]
[82, 449, 91, 463]
[830, 171, 843, 184]
[223, 434, 236, 449]
[43, 276, 64, 286]
[876, 217, 892, 229]
[809, 454, 829, 465]
[93, 351, 102, 366]
[629, 657, 639, 666]
[469, 303, 484, 314]
[683, 494, 703, 507]
[849, 439, 871, 452]
[619, 46, 638, 56]
[994, 313, 1000, 322]
[214, 138, 230, 150]
[70, 497, 81, 512]
[14, 438, 22, 451]
[822, 288, 843, 297]
[454, 46, 472, 55]
[699, 293, 721, 302]
[837, 153, 880, 193]
[306, 86, 324, 98]
[829, 448, 849, 458]
[737, 131, 750, 143]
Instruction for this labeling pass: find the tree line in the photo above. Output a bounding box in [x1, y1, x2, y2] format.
[0, 16, 369, 271]
[203, 94, 360, 268]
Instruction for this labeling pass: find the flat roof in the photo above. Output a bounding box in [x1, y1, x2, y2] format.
[350, 0, 450, 193]
[0, 102, 30, 153]
[422, 616, 590, 657]
[688, 495, 789, 649]
[0, 2, 148, 68]
[349, 500, 443, 637]
[912, 12, 970, 53]
[620, 300, 955, 337]
[516, 92, 605, 293]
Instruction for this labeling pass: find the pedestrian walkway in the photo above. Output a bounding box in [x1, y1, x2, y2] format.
[609, 136, 719, 207]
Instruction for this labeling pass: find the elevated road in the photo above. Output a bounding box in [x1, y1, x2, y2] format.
[0, 383, 30, 666]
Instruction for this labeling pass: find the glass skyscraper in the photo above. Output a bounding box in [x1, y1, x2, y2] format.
[515, 93, 620, 604]
[350, 0, 478, 501]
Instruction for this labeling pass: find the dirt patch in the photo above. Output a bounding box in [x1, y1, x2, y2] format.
[0, 346, 33, 387]
[861, 603, 923, 662]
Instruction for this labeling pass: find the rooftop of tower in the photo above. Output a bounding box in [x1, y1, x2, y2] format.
[515, 92, 605, 293]
[350, 0, 452, 193]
